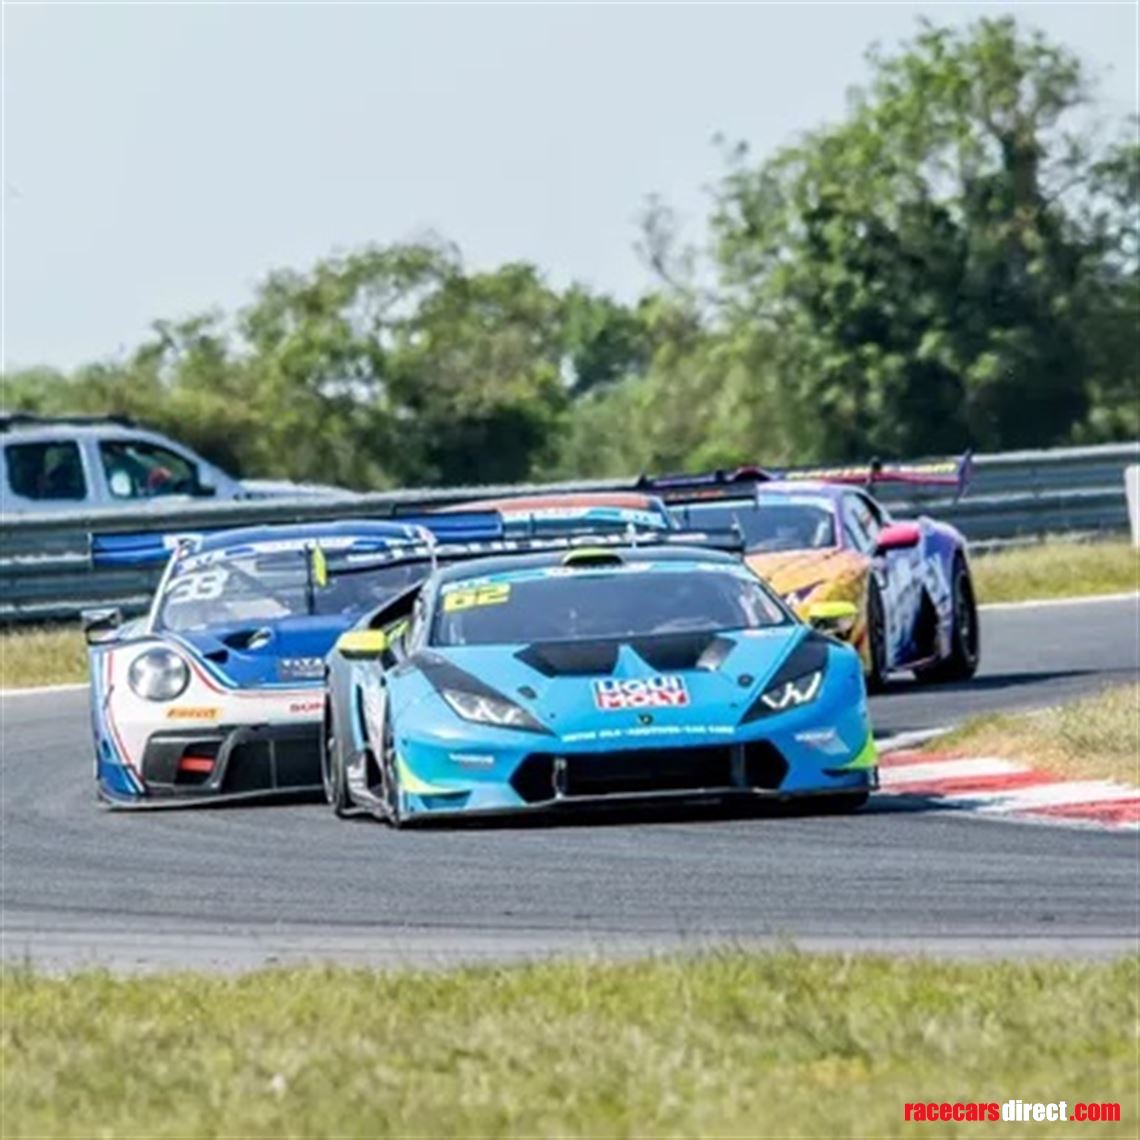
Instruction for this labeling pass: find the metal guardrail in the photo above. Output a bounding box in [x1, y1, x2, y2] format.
[1, 442, 1136, 623]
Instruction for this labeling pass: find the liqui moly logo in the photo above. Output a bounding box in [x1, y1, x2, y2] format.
[593, 676, 690, 711]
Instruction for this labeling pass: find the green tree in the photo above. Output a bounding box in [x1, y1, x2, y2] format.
[712, 17, 1124, 458]
[387, 262, 569, 485]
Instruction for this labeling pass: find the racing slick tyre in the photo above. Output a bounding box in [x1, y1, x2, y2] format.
[380, 716, 404, 828]
[915, 554, 980, 684]
[322, 700, 352, 817]
[864, 580, 889, 694]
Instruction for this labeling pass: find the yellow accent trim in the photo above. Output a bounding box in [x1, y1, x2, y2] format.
[396, 755, 463, 796]
[807, 601, 858, 620]
[310, 545, 329, 588]
[442, 583, 511, 613]
[835, 733, 877, 771]
[335, 630, 387, 659]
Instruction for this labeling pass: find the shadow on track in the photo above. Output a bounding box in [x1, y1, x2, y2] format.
[874, 668, 1097, 698]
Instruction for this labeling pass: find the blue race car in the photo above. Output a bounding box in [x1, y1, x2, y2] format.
[84, 519, 472, 807]
[323, 540, 876, 825]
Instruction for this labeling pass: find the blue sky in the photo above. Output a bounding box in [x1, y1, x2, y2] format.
[3, 2, 1136, 370]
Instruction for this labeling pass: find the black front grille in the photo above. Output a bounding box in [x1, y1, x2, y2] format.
[140, 723, 321, 797]
[511, 743, 788, 804]
[742, 741, 789, 790]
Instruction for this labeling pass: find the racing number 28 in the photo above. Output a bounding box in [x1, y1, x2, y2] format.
[442, 584, 510, 613]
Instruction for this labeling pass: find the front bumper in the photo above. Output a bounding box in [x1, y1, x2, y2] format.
[387, 709, 877, 822]
[98, 721, 322, 808]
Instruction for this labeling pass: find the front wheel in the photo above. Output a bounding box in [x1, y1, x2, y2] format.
[915, 554, 980, 683]
[864, 579, 889, 693]
[379, 716, 404, 828]
[322, 699, 352, 817]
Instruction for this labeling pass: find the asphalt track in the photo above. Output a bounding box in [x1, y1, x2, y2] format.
[2, 595, 1137, 971]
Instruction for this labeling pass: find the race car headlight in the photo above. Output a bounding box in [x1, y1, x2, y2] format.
[740, 633, 831, 723]
[128, 648, 190, 702]
[758, 670, 823, 712]
[441, 688, 548, 733]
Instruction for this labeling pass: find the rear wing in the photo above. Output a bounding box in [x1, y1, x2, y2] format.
[775, 452, 972, 497]
[89, 531, 201, 568]
[89, 515, 742, 570]
[640, 452, 972, 502]
[346, 526, 746, 574]
[88, 510, 507, 569]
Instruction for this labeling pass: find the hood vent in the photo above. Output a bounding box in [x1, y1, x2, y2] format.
[630, 632, 726, 672]
[515, 632, 733, 677]
[516, 641, 620, 677]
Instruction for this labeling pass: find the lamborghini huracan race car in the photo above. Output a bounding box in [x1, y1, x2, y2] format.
[85, 518, 492, 807]
[323, 538, 876, 825]
[645, 456, 979, 690]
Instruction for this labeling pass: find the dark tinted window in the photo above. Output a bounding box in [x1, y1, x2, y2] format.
[678, 500, 836, 552]
[6, 441, 87, 501]
[432, 567, 788, 647]
[841, 494, 882, 553]
[158, 551, 428, 632]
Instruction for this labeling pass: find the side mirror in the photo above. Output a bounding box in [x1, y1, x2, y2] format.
[194, 481, 218, 499]
[335, 630, 389, 661]
[807, 601, 858, 641]
[875, 522, 921, 554]
[81, 606, 123, 646]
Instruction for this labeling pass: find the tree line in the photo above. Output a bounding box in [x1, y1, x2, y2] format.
[5, 17, 1137, 489]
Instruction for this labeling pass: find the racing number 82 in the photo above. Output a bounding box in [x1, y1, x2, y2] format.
[442, 583, 510, 613]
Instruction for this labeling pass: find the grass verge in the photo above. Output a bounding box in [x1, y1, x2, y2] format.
[970, 539, 1138, 604]
[3, 952, 1136, 1139]
[927, 683, 1139, 786]
[0, 624, 88, 689]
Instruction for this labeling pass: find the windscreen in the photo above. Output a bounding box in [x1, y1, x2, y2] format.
[432, 564, 788, 647]
[676, 498, 836, 553]
[156, 549, 427, 632]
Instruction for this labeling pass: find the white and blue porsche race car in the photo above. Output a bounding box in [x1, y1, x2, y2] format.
[84, 519, 483, 807]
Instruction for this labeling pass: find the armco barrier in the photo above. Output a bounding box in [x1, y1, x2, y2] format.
[1, 442, 1136, 623]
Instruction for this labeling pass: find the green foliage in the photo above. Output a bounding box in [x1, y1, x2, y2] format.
[709, 17, 1136, 462]
[3, 17, 1135, 488]
[5, 953, 1136, 1138]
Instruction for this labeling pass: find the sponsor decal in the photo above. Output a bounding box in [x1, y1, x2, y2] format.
[442, 583, 511, 613]
[165, 706, 220, 721]
[562, 724, 734, 743]
[794, 727, 848, 755]
[278, 656, 326, 681]
[448, 752, 496, 767]
[288, 698, 324, 715]
[593, 675, 690, 711]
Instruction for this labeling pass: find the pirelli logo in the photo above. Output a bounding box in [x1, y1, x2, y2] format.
[165, 706, 220, 721]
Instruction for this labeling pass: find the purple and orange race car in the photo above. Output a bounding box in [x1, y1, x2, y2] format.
[643, 455, 979, 690]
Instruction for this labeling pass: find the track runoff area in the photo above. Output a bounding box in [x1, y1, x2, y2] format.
[1, 591, 1137, 972]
